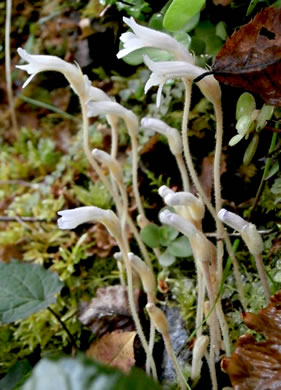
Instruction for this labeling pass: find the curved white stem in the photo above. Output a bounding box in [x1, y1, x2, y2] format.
[175, 153, 190, 192]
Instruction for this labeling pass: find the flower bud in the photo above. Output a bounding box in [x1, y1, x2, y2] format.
[146, 303, 169, 336]
[218, 209, 263, 255]
[191, 335, 209, 380]
[128, 253, 155, 301]
[165, 192, 205, 222]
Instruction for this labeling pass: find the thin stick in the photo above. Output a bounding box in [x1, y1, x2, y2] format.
[48, 306, 78, 350]
[5, 0, 18, 132]
[130, 133, 145, 217]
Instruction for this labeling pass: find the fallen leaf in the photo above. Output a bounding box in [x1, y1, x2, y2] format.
[213, 6, 281, 106]
[87, 330, 136, 373]
[195, 155, 226, 200]
[78, 285, 140, 337]
[221, 290, 281, 389]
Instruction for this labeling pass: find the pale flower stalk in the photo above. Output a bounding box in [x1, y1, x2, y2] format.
[117, 17, 194, 63]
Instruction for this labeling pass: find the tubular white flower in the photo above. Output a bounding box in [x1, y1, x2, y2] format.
[92, 149, 123, 183]
[117, 17, 193, 63]
[141, 118, 182, 156]
[218, 209, 247, 232]
[57, 206, 121, 239]
[218, 209, 264, 255]
[17, 48, 87, 100]
[165, 192, 205, 222]
[160, 209, 215, 263]
[159, 209, 197, 239]
[143, 55, 202, 107]
[158, 185, 174, 199]
[87, 101, 138, 137]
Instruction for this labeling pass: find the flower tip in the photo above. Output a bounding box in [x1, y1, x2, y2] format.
[140, 117, 150, 128]
[158, 185, 168, 197]
[91, 148, 98, 157]
[218, 208, 227, 221]
[159, 209, 172, 225]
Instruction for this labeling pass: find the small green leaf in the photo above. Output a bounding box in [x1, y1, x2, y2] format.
[167, 236, 193, 257]
[265, 161, 279, 180]
[159, 225, 179, 246]
[236, 92, 256, 120]
[216, 21, 228, 41]
[163, 0, 205, 32]
[229, 134, 244, 146]
[148, 13, 164, 30]
[23, 355, 162, 390]
[246, 0, 260, 16]
[159, 249, 176, 267]
[180, 12, 200, 33]
[140, 224, 161, 248]
[243, 133, 259, 166]
[256, 105, 274, 132]
[0, 261, 63, 323]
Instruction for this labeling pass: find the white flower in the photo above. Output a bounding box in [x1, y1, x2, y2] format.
[218, 209, 247, 232]
[128, 252, 155, 298]
[159, 209, 197, 239]
[17, 48, 88, 100]
[164, 191, 205, 222]
[117, 17, 193, 63]
[143, 56, 202, 107]
[218, 208, 263, 255]
[141, 118, 182, 156]
[160, 209, 214, 263]
[57, 206, 121, 239]
[87, 101, 138, 136]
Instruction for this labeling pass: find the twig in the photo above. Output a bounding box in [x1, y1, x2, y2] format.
[47, 306, 79, 350]
[0, 216, 55, 222]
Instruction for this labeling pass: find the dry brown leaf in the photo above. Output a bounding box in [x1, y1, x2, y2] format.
[78, 285, 140, 337]
[213, 6, 281, 106]
[87, 330, 136, 373]
[196, 155, 226, 200]
[221, 290, 281, 389]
